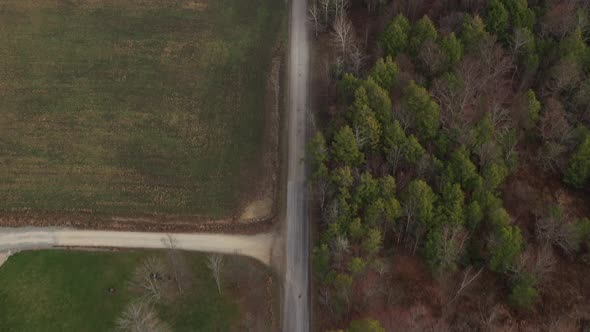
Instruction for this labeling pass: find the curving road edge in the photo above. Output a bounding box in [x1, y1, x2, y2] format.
[0, 228, 274, 265]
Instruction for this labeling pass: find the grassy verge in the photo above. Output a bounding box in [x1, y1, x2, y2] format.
[0, 0, 285, 218]
[0, 250, 275, 331]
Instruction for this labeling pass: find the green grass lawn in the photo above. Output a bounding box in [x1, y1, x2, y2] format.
[0, 0, 285, 218]
[0, 250, 273, 332]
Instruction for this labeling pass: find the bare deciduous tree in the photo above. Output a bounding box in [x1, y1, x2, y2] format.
[309, 1, 322, 38]
[488, 102, 511, 133]
[386, 144, 404, 173]
[161, 234, 191, 296]
[546, 57, 582, 94]
[541, 3, 577, 40]
[539, 98, 572, 145]
[448, 266, 484, 305]
[477, 296, 505, 332]
[207, 253, 224, 295]
[511, 28, 532, 56]
[319, 0, 331, 26]
[116, 301, 171, 332]
[131, 256, 167, 303]
[516, 245, 556, 287]
[331, 15, 354, 56]
[476, 141, 500, 168]
[347, 46, 365, 75]
[332, 235, 350, 267]
[364, 0, 384, 13]
[537, 141, 568, 172]
[332, 0, 349, 19]
[418, 39, 445, 77]
[535, 207, 580, 255]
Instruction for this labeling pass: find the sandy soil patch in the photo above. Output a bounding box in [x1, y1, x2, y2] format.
[0, 251, 12, 268]
[240, 197, 273, 221]
[182, 1, 208, 11]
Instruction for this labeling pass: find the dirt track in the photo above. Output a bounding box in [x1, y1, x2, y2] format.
[0, 228, 274, 265]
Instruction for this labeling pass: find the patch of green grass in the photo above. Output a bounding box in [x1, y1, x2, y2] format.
[0, 0, 285, 218]
[0, 250, 252, 332]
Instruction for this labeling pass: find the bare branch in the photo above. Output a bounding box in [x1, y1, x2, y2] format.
[448, 266, 484, 305]
[116, 301, 171, 332]
[207, 254, 224, 295]
[331, 15, 354, 56]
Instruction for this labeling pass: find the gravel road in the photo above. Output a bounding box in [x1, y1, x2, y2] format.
[0, 228, 274, 265]
[283, 0, 311, 329]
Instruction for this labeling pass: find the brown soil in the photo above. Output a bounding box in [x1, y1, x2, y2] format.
[0, 210, 275, 234]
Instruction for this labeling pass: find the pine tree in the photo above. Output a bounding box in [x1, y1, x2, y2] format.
[410, 16, 438, 56]
[484, 0, 509, 39]
[565, 136, 590, 188]
[369, 56, 399, 90]
[461, 15, 489, 51]
[332, 125, 364, 166]
[440, 32, 463, 70]
[489, 224, 523, 273]
[402, 81, 441, 141]
[379, 14, 410, 57]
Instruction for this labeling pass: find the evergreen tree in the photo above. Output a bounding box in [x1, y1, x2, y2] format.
[509, 272, 538, 310]
[348, 319, 385, 332]
[524, 89, 540, 129]
[353, 172, 380, 208]
[466, 200, 484, 231]
[560, 28, 588, 68]
[363, 78, 393, 128]
[461, 15, 489, 51]
[483, 162, 508, 191]
[440, 32, 463, 70]
[339, 73, 361, 103]
[565, 136, 590, 188]
[502, 0, 535, 30]
[410, 16, 438, 56]
[369, 56, 399, 90]
[332, 166, 354, 195]
[402, 81, 441, 141]
[424, 226, 463, 273]
[485, 0, 509, 39]
[348, 257, 367, 275]
[380, 14, 410, 57]
[349, 217, 364, 240]
[363, 228, 383, 255]
[489, 224, 523, 273]
[446, 146, 482, 192]
[312, 244, 331, 281]
[436, 183, 465, 226]
[514, 28, 538, 72]
[348, 88, 382, 152]
[332, 125, 364, 166]
[308, 132, 329, 181]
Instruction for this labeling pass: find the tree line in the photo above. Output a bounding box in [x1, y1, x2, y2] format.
[310, 0, 590, 327]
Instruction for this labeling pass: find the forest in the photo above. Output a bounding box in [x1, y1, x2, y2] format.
[308, 0, 590, 330]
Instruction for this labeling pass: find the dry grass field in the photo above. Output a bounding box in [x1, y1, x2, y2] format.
[0, 0, 285, 219]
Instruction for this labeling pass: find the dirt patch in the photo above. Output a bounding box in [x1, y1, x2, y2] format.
[240, 198, 273, 221]
[0, 251, 11, 268]
[182, 0, 208, 11]
[0, 211, 275, 235]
